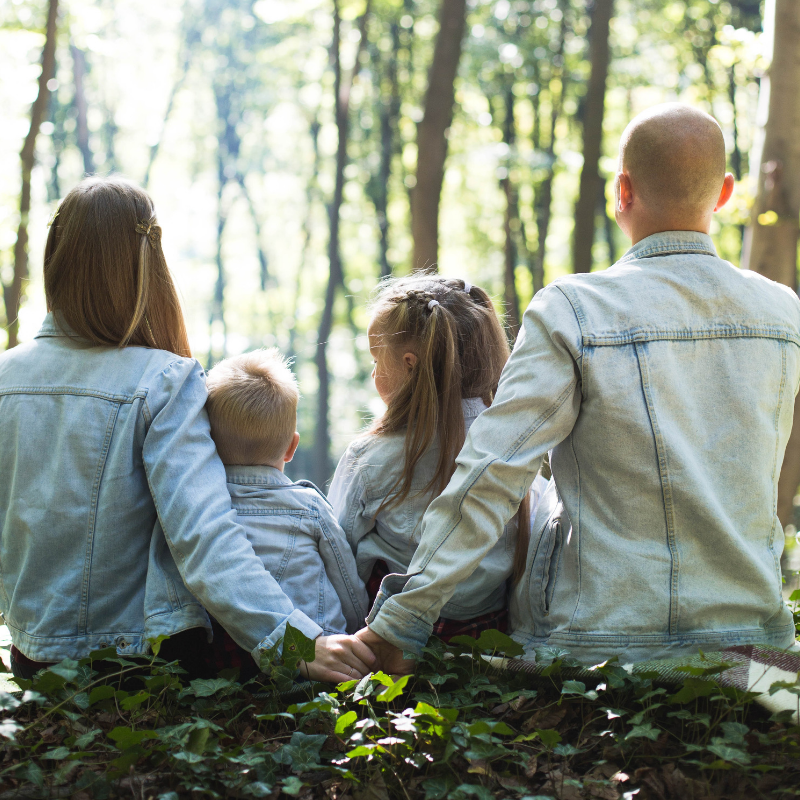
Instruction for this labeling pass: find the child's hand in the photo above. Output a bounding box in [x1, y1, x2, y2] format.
[354, 627, 415, 676]
[299, 634, 377, 683]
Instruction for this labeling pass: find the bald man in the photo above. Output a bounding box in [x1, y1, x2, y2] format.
[358, 103, 800, 670]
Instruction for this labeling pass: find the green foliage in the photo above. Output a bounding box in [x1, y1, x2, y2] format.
[1, 630, 799, 798]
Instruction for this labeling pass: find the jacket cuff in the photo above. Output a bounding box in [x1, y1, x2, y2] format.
[250, 609, 324, 664]
[367, 596, 432, 656]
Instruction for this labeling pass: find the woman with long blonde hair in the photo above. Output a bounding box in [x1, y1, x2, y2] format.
[0, 176, 373, 682]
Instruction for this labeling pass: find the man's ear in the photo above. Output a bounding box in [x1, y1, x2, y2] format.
[714, 173, 735, 212]
[616, 172, 633, 212]
[402, 352, 418, 372]
[284, 431, 300, 463]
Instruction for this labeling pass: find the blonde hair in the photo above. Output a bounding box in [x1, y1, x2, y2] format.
[44, 176, 191, 357]
[206, 349, 299, 466]
[369, 273, 530, 582]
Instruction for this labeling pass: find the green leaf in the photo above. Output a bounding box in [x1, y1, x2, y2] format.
[0, 720, 22, 742]
[788, 589, 800, 602]
[189, 677, 236, 697]
[120, 690, 150, 710]
[707, 741, 751, 764]
[49, 658, 81, 683]
[21, 761, 44, 787]
[74, 729, 102, 749]
[274, 731, 327, 773]
[669, 678, 716, 703]
[625, 723, 660, 741]
[335, 710, 358, 734]
[375, 673, 411, 702]
[535, 728, 562, 748]
[553, 743, 584, 756]
[719, 721, 749, 744]
[452, 783, 496, 800]
[282, 624, 316, 670]
[42, 747, 72, 760]
[0, 692, 21, 711]
[281, 777, 305, 796]
[472, 629, 525, 657]
[422, 776, 452, 800]
[185, 727, 210, 755]
[107, 727, 158, 750]
[88, 685, 117, 706]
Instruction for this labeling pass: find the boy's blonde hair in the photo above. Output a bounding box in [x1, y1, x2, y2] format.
[206, 349, 299, 466]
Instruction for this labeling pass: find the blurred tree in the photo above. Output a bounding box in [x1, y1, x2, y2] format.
[410, 0, 467, 271]
[572, 0, 613, 274]
[314, 0, 371, 487]
[70, 42, 94, 176]
[741, 0, 800, 526]
[4, 0, 59, 350]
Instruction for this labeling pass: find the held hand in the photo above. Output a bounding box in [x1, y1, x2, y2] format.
[354, 627, 416, 676]
[299, 634, 377, 684]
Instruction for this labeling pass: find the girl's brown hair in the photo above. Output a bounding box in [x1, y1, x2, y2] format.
[370, 273, 530, 581]
[44, 176, 191, 358]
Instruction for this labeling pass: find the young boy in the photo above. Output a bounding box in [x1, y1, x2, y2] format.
[205, 349, 368, 672]
[359, 103, 800, 671]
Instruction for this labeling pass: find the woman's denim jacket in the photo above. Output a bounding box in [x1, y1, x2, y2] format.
[367, 232, 800, 663]
[0, 315, 324, 662]
[224, 466, 368, 634]
[328, 399, 519, 620]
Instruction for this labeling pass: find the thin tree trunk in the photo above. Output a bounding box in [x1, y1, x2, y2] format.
[572, 0, 614, 274]
[500, 86, 520, 334]
[741, 0, 800, 526]
[314, 0, 371, 488]
[3, 0, 59, 350]
[410, 0, 467, 271]
[70, 43, 94, 175]
[207, 152, 228, 369]
[236, 174, 269, 290]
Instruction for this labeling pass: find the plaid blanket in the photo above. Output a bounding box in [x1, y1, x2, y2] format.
[488, 642, 800, 721]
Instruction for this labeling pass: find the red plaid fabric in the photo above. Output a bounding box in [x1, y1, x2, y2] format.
[366, 560, 508, 644]
[210, 617, 260, 682]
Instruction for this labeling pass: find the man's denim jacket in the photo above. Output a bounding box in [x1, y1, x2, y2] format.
[224, 466, 368, 634]
[0, 315, 323, 663]
[368, 232, 800, 663]
[329, 399, 518, 620]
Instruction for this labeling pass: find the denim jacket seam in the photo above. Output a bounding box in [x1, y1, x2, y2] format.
[413, 378, 577, 575]
[584, 327, 800, 347]
[0, 386, 143, 403]
[79, 403, 121, 635]
[767, 343, 788, 595]
[634, 341, 680, 635]
[553, 284, 587, 398]
[618, 243, 717, 262]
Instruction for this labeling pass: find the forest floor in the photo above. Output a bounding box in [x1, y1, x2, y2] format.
[0, 626, 799, 800]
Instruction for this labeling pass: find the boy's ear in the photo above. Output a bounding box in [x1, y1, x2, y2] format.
[616, 172, 633, 212]
[284, 432, 300, 463]
[714, 173, 735, 212]
[402, 352, 418, 372]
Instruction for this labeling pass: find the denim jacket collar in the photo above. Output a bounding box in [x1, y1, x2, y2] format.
[618, 230, 717, 264]
[35, 312, 77, 339]
[225, 465, 292, 487]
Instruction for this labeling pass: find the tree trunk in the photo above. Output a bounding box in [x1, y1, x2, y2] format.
[313, 0, 370, 488]
[410, 0, 467, 271]
[500, 86, 520, 334]
[3, 0, 59, 350]
[70, 43, 94, 175]
[741, 0, 800, 526]
[572, 0, 614, 274]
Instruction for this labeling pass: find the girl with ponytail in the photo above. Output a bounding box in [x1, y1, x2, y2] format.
[329, 274, 548, 640]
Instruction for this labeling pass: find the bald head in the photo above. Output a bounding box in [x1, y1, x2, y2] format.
[620, 103, 726, 220]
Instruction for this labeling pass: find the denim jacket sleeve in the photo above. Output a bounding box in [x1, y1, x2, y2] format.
[367, 284, 583, 653]
[328, 442, 375, 554]
[142, 359, 323, 660]
[314, 498, 370, 633]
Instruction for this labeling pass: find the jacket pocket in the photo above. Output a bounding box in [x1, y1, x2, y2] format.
[541, 519, 563, 617]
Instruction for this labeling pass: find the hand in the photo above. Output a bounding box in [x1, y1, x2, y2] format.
[299, 634, 377, 684]
[354, 627, 416, 676]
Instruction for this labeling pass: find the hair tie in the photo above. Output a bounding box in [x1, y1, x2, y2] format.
[463, 281, 472, 294]
[427, 299, 440, 311]
[135, 220, 162, 250]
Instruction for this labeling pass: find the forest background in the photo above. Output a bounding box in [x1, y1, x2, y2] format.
[3, 0, 798, 534]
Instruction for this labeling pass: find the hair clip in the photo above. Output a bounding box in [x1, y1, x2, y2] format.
[428, 299, 440, 310]
[135, 220, 162, 250]
[463, 281, 472, 294]
[47, 208, 59, 227]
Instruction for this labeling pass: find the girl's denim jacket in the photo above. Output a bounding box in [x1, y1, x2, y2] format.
[328, 399, 518, 620]
[367, 232, 800, 663]
[0, 315, 324, 662]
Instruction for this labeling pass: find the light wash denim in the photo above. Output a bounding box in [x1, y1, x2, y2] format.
[329, 399, 521, 620]
[224, 466, 368, 634]
[0, 314, 323, 663]
[368, 231, 800, 662]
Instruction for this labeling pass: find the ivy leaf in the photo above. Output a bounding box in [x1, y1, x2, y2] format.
[74, 729, 102, 749]
[281, 777, 305, 796]
[274, 731, 327, 773]
[335, 710, 358, 734]
[0, 720, 22, 742]
[451, 783, 496, 800]
[49, 659, 81, 683]
[0, 692, 21, 711]
[42, 747, 72, 760]
[625, 723, 660, 741]
[107, 727, 158, 750]
[375, 674, 411, 703]
[422, 776, 453, 800]
[188, 677, 237, 698]
[535, 728, 562, 748]
[669, 678, 716, 703]
[719, 721, 749, 744]
[707, 740, 751, 764]
[88, 685, 117, 706]
[282, 624, 316, 670]
[185, 727, 210, 755]
[472, 629, 525, 657]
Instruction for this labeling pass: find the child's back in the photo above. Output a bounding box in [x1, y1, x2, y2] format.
[206, 350, 367, 639]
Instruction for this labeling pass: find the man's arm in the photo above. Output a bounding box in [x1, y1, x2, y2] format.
[365, 284, 584, 655]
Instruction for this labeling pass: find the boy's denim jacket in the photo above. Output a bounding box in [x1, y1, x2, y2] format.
[329, 399, 518, 620]
[224, 466, 368, 634]
[0, 315, 324, 663]
[368, 232, 800, 663]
